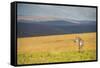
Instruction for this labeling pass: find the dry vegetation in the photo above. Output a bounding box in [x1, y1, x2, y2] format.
[17, 32, 96, 65]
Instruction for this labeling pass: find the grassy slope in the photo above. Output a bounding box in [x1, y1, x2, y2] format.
[17, 32, 96, 64]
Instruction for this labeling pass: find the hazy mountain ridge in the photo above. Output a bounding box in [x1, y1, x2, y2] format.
[17, 19, 96, 37]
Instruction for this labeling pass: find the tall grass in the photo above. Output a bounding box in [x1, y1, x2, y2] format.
[17, 32, 96, 64]
[18, 50, 96, 64]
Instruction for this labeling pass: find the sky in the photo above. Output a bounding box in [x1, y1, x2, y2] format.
[17, 3, 96, 21]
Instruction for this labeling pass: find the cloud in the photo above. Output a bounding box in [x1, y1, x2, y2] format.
[17, 3, 96, 21]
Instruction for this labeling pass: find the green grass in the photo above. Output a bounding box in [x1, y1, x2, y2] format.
[17, 50, 96, 64]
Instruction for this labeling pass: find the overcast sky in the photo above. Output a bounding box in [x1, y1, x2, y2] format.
[17, 3, 96, 21]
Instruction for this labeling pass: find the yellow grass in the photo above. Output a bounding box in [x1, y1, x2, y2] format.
[17, 32, 96, 64]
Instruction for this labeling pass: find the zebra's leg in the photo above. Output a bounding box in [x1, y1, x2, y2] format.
[78, 43, 81, 53]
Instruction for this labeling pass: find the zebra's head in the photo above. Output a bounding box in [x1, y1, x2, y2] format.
[74, 37, 81, 43]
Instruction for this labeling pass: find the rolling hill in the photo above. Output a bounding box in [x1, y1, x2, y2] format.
[17, 20, 96, 37]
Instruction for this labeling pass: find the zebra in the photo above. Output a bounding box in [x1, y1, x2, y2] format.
[74, 37, 84, 53]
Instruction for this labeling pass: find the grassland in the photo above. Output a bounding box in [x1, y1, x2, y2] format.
[17, 32, 96, 64]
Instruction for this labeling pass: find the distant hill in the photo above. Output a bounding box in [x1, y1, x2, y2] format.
[17, 20, 96, 37]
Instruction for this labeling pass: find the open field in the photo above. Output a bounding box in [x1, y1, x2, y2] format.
[17, 32, 96, 64]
